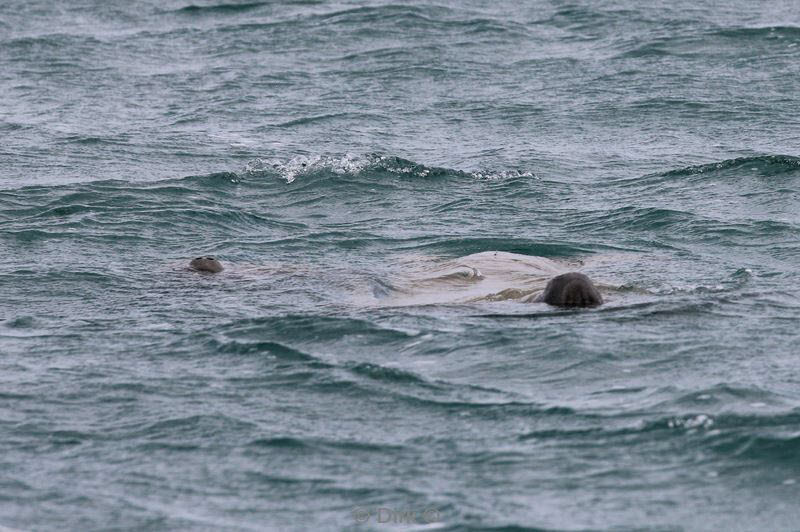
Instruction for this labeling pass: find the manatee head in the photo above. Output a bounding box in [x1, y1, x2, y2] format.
[189, 256, 224, 273]
[537, 272, 602, 307]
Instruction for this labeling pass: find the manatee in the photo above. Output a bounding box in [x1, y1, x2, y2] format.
[189, 256, 223, 273]
[536, 272, 602, 307]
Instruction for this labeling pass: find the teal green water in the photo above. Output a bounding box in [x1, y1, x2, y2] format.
[2, 1, 800, 530]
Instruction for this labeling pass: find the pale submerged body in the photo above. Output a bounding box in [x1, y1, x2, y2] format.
[184, 251, 605, 308]
[376, 251, 603, 307]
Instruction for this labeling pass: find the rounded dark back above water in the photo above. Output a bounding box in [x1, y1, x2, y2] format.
[189, 256, 223, 273]
[537, 272, 603, 307]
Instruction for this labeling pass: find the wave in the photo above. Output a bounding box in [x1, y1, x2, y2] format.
[662, 384, 787, 409]
[570, 204, 799, 244]
[275, 112, 391, 128]
[517, 406, 800, 466]
[202, 4, 530, 46]
[210, 339, 319, 362]
[713, 25, 800, 40]
[2, 153, 793, 255]
[315, 4, 445, 29]
[396, 237, 592, 257]
[214, 314, 419, 344]
[172, 2, 270, 15]
[0, 154, 532, 197]
[172, 315, 574, 414]
[137, 414, 257, 440]
[247, 435, 404, 453]
[660, 155, 800, 179]
[614, 42, 676, 59]
[0, 171, 259, 240]
[312, 4, 527, 36]
[346, 362, 431, 386]
[611, 23, 800, 61]
[1, 33, 103, 50]
[243, 154, 535, 184]
[684, 410, 800, 465]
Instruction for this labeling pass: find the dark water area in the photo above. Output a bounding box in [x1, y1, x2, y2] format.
[2, 1, 800, 530]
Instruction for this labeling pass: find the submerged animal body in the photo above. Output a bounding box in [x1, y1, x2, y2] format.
[374, 251, 603, 307]
[183, 251, 603, 307]
[190, 256, 224, 273]
[536, 272, 602, 307]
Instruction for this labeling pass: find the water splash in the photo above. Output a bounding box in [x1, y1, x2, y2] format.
[243, 153, 535, 183]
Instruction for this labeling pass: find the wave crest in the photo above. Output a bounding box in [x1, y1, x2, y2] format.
[661, 155, 800, 178]
[243, 153, 534, 183]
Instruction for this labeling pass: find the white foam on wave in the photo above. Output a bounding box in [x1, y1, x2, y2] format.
[244, 153, 373, 183]
[667, 414, 715, 430]
[243, 153, 536, 183]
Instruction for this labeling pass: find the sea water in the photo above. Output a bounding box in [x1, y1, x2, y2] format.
[1, 1, 800, 530]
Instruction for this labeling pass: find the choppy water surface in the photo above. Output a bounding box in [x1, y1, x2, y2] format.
[2, 1, 800, 530]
